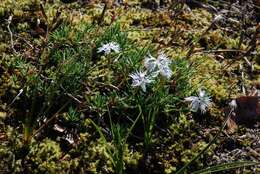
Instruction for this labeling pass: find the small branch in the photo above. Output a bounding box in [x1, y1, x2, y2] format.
[59, 85, 83, 104]
[194, 49, 247, 54]
[96, 81, 119, 91]
[8, 89, 24, 106]
[32, 101, 70, 138]
[7, 16, 17, 54]
[239, 64, 246, 95]
[40, 3, 49, 41]
[97, 2, 108, 25]
[243, 57, 254, 72]
[66, 93, 82, 104]
[16, 35, 34, 49]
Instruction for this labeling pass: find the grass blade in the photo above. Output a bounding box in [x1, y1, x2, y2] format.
[192, 161, 260, 174]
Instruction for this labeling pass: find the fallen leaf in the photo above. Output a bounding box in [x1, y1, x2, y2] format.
[234, 96, 260, 125]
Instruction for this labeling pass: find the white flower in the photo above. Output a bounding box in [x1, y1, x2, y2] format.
[144, 53, 172, 79]
[184, 89, 212, 114]
[97, 42, 120, 54]
[144, 54, 157, 72]
[229, 99, 237, 110]
[129, 70, 153, 92]
[157, 53, 173, 78]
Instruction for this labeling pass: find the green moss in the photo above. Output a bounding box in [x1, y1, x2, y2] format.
[0, 0, 259, 173]
[191, 55, 239, 102]
[26, 138, 77, 173]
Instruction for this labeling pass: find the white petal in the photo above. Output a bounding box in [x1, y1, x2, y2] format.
[184, 96, 198, 102]
[98, 42, 121, 55]
[141, 85, 146, 92]
[229, 99, 237, 109]
[97, 47, 104, 53]
[129, 70, 152, 92]
[200, 103, 207, 114]
[160, 66, 172, 79]
[158, 53, 171, 66]
[199, 89, 206, 98]
[190, 100, 200, 112]
[149, 70, 160, 78]
[144, 55, 157, 71]
[109, 42, 120, 53]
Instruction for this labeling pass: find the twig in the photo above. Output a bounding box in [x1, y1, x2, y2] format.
[239, 64, 246, 95]
[15, 35, 34, 49]
[6, 16, 17, 54]
[66, 93, 82, 104]
[96, 81, 119, 91]
[59, 85, 83, 104]
[8, 89, 24, 106]
[32, 101, 70, 138]
[243, 57, 254, 72]
[40, 3, 49, 41]
[194, 49, 247, 54]
[97, 2, 107, 25]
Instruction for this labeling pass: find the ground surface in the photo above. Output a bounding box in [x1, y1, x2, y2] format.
[0, 0, 259, 174]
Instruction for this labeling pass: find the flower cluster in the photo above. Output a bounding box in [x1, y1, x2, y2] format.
[130, 52, 173, 92]
[144, 53, 172, 79]
[184, 89, 212, 114]
[97, 42, 120, 55]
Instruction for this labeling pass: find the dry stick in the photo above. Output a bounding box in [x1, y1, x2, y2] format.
[98, 2, 108, 25]
[176, 109, 234, 174]
[15, 34, 34, 49]
[194, 49, 247, 54]
[8, 89, 24, 106]
[239, 64, 246, 95]
[96, 81, 120, 91]
[59, 85, 83, 104]
[7, 16, 17, 54]
[243, 57, 254, 72]
[66, 93, 82, 104]
[32, 101, 70, 138]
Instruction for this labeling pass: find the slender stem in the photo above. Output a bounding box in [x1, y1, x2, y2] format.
[23, 89, 38, 144]
[124, 105, 142, 143]
[23, 117, 32, 144]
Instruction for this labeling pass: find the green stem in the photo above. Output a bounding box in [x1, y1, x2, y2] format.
[23, 89, 37, 144]
[23, 116, 32, 144]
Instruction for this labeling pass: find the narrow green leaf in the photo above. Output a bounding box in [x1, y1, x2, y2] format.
[192, 161, 260, 174]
